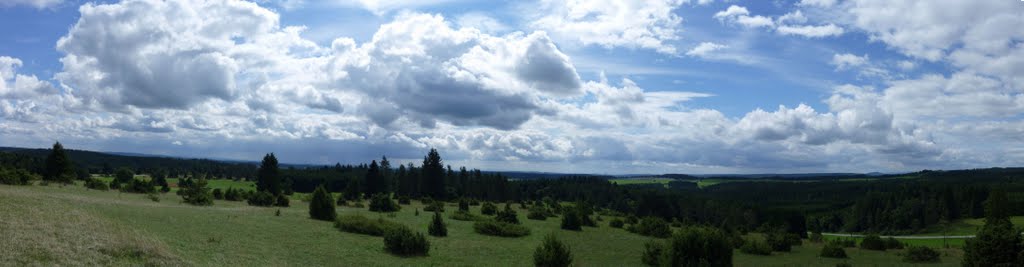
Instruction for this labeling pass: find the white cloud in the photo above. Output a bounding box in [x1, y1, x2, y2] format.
[777, 10, 807, 25]
[686, 42, 728, 58]
[830, 53, 868, 70]
[776, 24, 844, 38]
[455, 13, 509, 34]
[334, 0, 459, 15]
[0, 56, 57, 100]
[531, 0, 685, 54]
[797, 0, 837, 7]
[713, 5, 749, 19]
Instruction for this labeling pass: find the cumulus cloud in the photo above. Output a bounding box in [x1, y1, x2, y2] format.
[685, 42, 728, 58]
[776, 24, 843, 38]
[714, 5, 774, 28]
[531, 0, 685, 54]
[716, 5, 843, 38]
[0, 56, 57, 99]
[830, 53, 868, 70]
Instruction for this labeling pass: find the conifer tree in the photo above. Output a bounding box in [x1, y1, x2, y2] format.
[428, 211, 447, 237]
[422, 149, 445, 199]
[256, 153, 281, 195]
[309, 185, 337, 221]
[963, 189, 1022, 266]
[534, 234, 572, 267]
[44, 142, 74, 183]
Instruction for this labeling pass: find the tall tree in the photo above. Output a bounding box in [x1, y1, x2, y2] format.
[963, 189, 1022, 266]
[365, 160, 384, 196]
[380, 156, 392, 192]
[309, 185, 337, 221]
[422, 149, 445, 199]
[44, 142, 74, 183]
[257, 153, 281, 195]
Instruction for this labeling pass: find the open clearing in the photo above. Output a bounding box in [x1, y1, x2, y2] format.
[2, 183, 965, 266]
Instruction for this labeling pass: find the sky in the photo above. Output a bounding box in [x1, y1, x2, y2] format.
[0, 0, 1022, 174]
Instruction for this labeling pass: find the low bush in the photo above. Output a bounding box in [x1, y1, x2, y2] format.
[0, 167, 38, 185]
[397, 195, 411, 205]
[308, 185, 337, 221]
[859, 234, 886, 251]
[450, 211, 482, 221]
[560, 209, 582, 231]
[422, 201, 444, 212]
[275, 194, 290, 207]
[765, 231, 792, 252]
[368, 194, 400, 212]
[458, 198, 470, 212]
[641, 226, 733, 267]
[885, 237, 904, 249]
[740, 238, 772, 255]
[820, 242, 848, 258]
[481, 202, 497, 215]
[180, 178, 213, 206]
[625, 215, 639, 225]
[335, 215, 403, 236]
[247, 191, 276, 206]
[609, 218, 625, 228]
[495, 203, 519, 224]
[629, 217, 672, 238]
[534, 234, 572, 267]
[809, 232, 824, 243]
[212, 188, 224, 200]
[473, 220, 530, 237]
[121, 178, 156, 194]
[84, 177, 109, 190]
[527, 205, 549, 221]
[383, 225, 429, 256]
[902, 245, 940, 263]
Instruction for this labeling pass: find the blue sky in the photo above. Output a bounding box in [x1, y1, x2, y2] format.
[0, 0, 1022, 174]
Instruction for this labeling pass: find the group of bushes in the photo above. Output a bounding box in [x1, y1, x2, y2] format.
[247, 191, 289, 207]
[0, 167, 39, 185]
[473, 220, 531, 237]
[369, 194, 400, 212]
[335, 214, 405, 236]
[627, 217, 672, 238]
[641, 226, 733, 266]
[334, 214, 430, 256]
[859, 234, 903, 251]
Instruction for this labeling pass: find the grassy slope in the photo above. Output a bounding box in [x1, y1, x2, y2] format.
[1, 183, 965, 266]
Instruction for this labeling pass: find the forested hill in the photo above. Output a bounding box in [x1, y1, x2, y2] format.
[0, 147, 257, 179]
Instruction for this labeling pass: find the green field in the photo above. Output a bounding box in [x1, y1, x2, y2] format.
[1, 183, 965, 266]
[93, 176, 256, 191]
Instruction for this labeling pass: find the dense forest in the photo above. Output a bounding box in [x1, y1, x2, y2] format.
[2, 145, 1024, 236]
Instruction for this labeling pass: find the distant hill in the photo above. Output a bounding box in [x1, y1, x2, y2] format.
[0, 146, 257, 179]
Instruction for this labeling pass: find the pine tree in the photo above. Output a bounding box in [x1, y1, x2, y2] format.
[309, 185, 337, 221]
[428, 211, 447, 237]
[43, 142, 74, 183]
[963, 189, 1022, 266]
[256, 153, 281, 195]
[534, 234, 572, 267]
[181, 177, 213, 206]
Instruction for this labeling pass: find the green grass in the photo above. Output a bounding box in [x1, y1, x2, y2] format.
[609, 177, 674, 187]
[2, 183, 966, 266]
[93, 176, 255, 191]
[1, 183, 655, 266]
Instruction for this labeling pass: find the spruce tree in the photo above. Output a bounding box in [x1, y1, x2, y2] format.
[181, 177, 213, 206]
[256, 153, 281, 195]
[309, 185, 337, 221]
[428, 211, 447, 237]
[422, 149, 445, 199]
[43, 142, 74, 183]
[365, 160, 383, 196]
[963, 189, 1022, 266]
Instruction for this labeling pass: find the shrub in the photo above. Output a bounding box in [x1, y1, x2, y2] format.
[534, 234, 572, 267]
[740, 238, 772, 255]
[560, 209, 582, 231]
[473, 220, 531, 237]
[275, 194, 290, 207]
[121, 178, 156, 194]
[248, 191, 276, 206]
[423, 201, 444, 212]
[383, 225, 429, 256]
[335, 215, 402, 236]
[458, 198, 470, 212]
[786, 233, 802, 246]
[859, 234, 886, 251]
[903, 246, 940, 263]
[450, 210, 482, 221]
[223, 188, 241, 201]
[84, 177, 109, 190]
[630, 217, 672, 238]
[641, 227, 733, 267]
[428, 211, 447, 237]
[885, 237, 904, 249]
[109, 179, 121, 190]
[397, 195, 411, 205]
[609, 218, 624, 228]
[368, 194, 400, 212]
[309, 185, 337, 221]
[114, 168, 134, 184]
[527, 205, 548, 221]
[481, 202, 497, 215]
[765, 231, 792, 252]
[146, 193, 160, 202]
[0, 167, 38, 185]
[810, 232, 824, 243]
[625, 215, 639, 225]
[181, 178, 213, 206]
[495, 203, 520, 224]
[212, 188, 224, 200]
[820, 242, 848, 258]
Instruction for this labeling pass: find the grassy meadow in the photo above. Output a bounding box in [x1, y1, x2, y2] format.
[1, 182, 969, 266]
